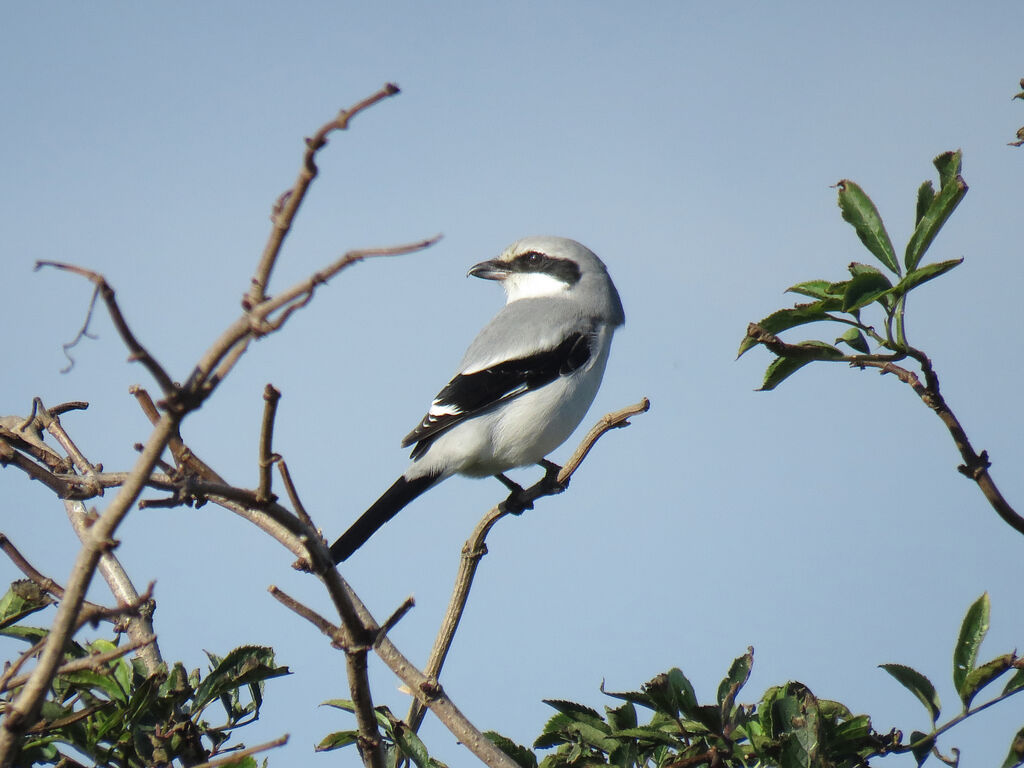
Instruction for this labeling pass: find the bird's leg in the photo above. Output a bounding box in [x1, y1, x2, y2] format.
[495, 473, 532, 514]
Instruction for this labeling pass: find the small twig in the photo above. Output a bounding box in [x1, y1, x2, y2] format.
[277, 459, 313, 527]
[268, 586, 346, 647]
[246, 83, 401, 307]
[257, 385, 281, 503]
[35, 262, 176, 395]
[53, 282, 101, 373]
[189, 735, 289, 768]
[375, 597, 416, 648]
[407, 397, 650, 733]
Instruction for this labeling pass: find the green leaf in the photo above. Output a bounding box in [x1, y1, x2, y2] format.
[390, 717, 440, 768]
[738, 299, 843, 357]
[717, 648, 753, 722]
[954, 593, 990, 701]
[315, 730, 358, 752]
[934, 149, 962, 189]
[1003, 668, 1024, 696]
[836, 180, 899, 274]
[893, 259, 963, 297]
[543, 699, 608, 729]
[191, 646, 290, 715]
[842, 271, 893, 312]
[62, 669, 129, 705]
[915, 180, 935, 226]
[961, 653, 1016, 708]
[0, 582, 53, 629]
[786, 280, 837, 300]
[1002, 725, 1024, 768]
[767, 683, 822, 768]
[605, 702, 637, 732]
[758, 342, 845, 391]
[485, 732, 538, 768]
[910, 730, 935, 766]
[880, 664, 940, 722]
[904, 151, 967, 271]
[835, 327, 870, 353]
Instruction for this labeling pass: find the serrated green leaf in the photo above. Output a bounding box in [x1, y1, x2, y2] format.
[315, 730, 359, 752]
[1001, 725, 1024, 768]
[191, 646, 289, 715]
[934, 149, 962, 189]
[880, 664, 941, 722]
[962, 653, 1016, 708]
[893, 258, 963, 297]
[786, 280, 837, 300]
[599, 684, 655, 711]
[915, 181, 935, 227]
[486, 732, 538, 768]
[842, 271, 893, 312]
[758, 342, 845, 391]
[536, 712, 575, 748]
[543, 699, 607, 728]
[769, 683, 821, 768]
[837, 180, 899, 274]
[904, 152, 967, 271]
[835, 327, 870, 353]
[954, 593, 990, 700]
[738, 299, 843, 357]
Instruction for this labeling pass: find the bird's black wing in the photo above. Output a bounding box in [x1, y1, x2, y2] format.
[402, 330, 593, 459]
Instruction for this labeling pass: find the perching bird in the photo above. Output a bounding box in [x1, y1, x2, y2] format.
[329, 236, 624, 563]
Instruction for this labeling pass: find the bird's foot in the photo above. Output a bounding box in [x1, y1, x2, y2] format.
[538, 459, 568, 495]
[496, 473, 532, 514]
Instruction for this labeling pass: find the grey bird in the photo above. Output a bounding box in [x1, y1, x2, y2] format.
[329, 236, 625, 563]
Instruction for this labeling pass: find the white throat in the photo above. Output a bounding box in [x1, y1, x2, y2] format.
[503, 271, 571, 302]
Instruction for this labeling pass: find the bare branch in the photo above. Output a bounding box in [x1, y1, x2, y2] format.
[257, 385, 281, 503]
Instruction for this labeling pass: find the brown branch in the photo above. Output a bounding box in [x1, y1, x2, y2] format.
[269, 584, 383, 768]
[34, 262, 176, 395]
[407, 398, 651, 733]
[746, 323, 1024, 537]
[257, 385, 281, 503]
[189, 735, 289, 768]
[246, 83, 401, 307]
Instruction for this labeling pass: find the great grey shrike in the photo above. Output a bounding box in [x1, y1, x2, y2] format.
[329, 236, 624, 563]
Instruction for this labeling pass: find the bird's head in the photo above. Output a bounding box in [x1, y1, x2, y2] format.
[468, 236, 625, 325]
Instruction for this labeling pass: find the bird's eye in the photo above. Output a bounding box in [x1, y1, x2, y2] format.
[521, 251, 544, 266]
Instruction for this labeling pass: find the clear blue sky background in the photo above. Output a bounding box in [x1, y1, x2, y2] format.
[2, 3, 1022, 766]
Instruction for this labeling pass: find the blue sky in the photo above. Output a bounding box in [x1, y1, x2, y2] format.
[2, 3, 1022, 765]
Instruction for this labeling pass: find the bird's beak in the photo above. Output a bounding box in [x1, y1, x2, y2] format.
[467, 258, 510, 281]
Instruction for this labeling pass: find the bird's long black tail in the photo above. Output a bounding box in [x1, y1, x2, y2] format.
[329, 473, 441, 563]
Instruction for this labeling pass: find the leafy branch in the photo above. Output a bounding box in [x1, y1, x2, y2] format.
[739, 150, 1024, 537]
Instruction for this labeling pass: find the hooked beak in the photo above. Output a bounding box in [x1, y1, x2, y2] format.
[467, 258, 510, 281]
